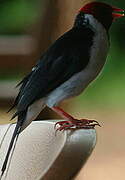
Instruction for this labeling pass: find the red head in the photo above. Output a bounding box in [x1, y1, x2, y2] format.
[79, 1, 124, 30]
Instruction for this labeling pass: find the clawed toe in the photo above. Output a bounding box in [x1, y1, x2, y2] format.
[54, 120, 70, 129]
[55, 124, 74, 132]
[79, 119, 101, 127]
[54, 118, 101, 133]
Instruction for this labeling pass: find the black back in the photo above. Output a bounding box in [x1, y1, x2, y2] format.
[12, 14, 95, 113]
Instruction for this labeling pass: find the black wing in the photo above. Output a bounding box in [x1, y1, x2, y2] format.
[14, 26, 94, 112]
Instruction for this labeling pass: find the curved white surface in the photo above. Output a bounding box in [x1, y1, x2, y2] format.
[0, 121, 96, 180]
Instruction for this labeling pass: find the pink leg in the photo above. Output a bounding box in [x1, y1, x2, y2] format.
[52, 107, 74, 121]
[52, 106, 100, 131]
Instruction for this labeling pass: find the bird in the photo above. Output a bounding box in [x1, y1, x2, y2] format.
[1, 1, 124, 178]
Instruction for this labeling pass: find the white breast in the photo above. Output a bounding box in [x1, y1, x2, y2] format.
[46, 15, 109, 107]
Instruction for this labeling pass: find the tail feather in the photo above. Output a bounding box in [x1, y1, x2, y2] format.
[0, 111, 27, 179]
[7, 72, 32, 113]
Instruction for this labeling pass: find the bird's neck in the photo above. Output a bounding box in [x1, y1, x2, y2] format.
[74, 12, 112, 31]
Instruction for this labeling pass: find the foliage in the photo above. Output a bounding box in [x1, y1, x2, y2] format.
[0, 0, 38, 34]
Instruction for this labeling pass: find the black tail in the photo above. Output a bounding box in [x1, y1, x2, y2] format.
[0, 110, 27, 179]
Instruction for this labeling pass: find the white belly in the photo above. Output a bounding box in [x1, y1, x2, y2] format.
[46, 15, 109, 107]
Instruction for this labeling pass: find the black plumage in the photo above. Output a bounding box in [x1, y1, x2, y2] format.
[13, 15, 95, 114]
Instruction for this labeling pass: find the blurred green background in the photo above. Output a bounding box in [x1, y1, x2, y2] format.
[0, 1, 125, 180]
[0, 0, 38, 35]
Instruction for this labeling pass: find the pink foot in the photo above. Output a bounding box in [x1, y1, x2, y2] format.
[55, 119, 101, 131]
[52, 107, 101, 132]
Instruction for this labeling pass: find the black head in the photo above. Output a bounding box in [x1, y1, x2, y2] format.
[79, 1, 124, 30]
